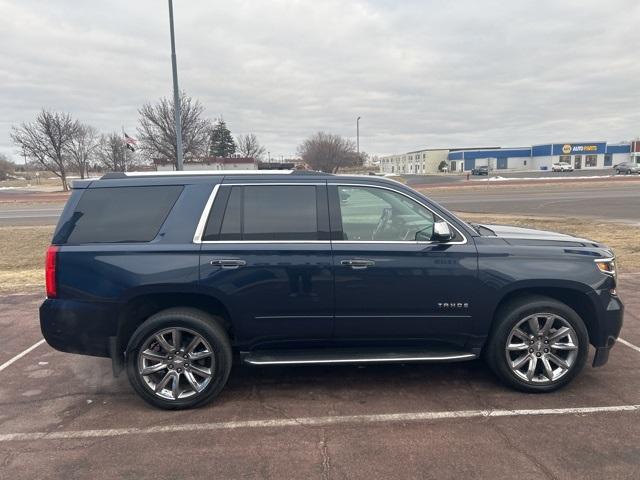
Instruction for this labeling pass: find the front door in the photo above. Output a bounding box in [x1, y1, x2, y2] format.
[574, 155, 582, 169]
[328, 183, 479, 342]
[199, 182, 334, 346]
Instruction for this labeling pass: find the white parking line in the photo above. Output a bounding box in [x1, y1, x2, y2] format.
[619, 338, 640, 354]
[0, 404, 638, 443]
[0, 339, 46, 374]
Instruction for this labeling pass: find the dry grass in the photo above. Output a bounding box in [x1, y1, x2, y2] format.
[457, 212, 640, 273]
[0, 215, 637, 292]
[0, 226, 53, 292]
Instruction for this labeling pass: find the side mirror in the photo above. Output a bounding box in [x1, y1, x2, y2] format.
[432, 221, 453, 242]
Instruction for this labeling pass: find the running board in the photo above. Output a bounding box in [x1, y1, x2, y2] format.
[241, 348, 478, 366]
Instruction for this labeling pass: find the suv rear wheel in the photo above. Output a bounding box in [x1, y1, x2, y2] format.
[126, 308, 232, 409]
[486, 296, 589, 392]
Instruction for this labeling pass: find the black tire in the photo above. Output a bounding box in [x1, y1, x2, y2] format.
[485, 296, 589, 393]
[126, 307, 232, 410]
[615, 169, 620, 175]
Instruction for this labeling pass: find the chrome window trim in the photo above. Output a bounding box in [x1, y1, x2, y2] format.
[193, 181, 467, 245]
[333, 183, 468, 245]
[193, 184, 220, 243]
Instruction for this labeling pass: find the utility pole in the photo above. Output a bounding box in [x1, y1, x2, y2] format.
[356, 116, 361, 155]
[168, 0, 184, 170]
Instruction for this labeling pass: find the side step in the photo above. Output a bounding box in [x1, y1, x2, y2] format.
[242, 347, 477, 366]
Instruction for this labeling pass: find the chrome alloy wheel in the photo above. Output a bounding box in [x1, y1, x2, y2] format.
[505, 313, 579, 384]
[137, 327, 215, 401]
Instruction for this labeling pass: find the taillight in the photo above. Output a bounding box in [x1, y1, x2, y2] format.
[45, 245, 59, 298]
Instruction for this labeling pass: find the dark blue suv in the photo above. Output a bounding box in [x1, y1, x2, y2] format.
[40, 170, 623, 409]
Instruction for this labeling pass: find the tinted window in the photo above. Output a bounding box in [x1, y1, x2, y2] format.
[219, 186, 242, 240]
[58, 186, 182, 244]
[338, 186, 434, 241]
[210, 185, 319, 241]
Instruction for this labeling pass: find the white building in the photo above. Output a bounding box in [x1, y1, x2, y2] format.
[379, 148, 450, 174]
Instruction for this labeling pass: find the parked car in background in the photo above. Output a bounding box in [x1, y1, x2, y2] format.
[40, 170, 623, 409]
[471, 165, 489, 175]
[552, 162, 574, 172]
[614, 162, 639, 175]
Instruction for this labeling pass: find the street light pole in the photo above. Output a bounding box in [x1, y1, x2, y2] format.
[168, 0, 184, 170]
[356, 116, 361, 155]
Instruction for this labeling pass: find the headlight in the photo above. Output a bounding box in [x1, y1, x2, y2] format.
[594, 257, 617, 285]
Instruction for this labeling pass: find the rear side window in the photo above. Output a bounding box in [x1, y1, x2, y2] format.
[206, 185, 320, 241]
[56, 186, 183, 244]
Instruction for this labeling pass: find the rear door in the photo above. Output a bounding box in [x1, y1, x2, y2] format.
[328, 182, 479, 342]
[198, 181, 334, 346]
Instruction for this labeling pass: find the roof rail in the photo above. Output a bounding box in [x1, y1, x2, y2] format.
[289, 170, 331, 176]
[100, 169, 297, 179]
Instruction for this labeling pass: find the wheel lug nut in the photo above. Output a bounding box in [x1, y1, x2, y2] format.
[530, 341, 534, 345]
[544, 348, 549, 353]
[528, 348, 534, 353]
[168, 356, 173, 360]
[168, 364, 174, 369]
[177, 368, 182, 373]
[536, 352, 541, 357]
[184, 355, 188, 359]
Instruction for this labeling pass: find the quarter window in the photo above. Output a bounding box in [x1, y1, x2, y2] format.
[337, 186, 435, 241]
[56, 186, 183, 244]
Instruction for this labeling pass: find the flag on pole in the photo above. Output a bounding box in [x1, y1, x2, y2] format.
[124, 132, 137, 152]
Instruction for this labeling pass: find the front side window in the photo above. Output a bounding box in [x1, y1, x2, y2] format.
[211, 185, 319, 241]
[338, 186, 435, 241]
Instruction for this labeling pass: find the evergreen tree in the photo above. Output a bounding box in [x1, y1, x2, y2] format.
[209, 119, 236, 157]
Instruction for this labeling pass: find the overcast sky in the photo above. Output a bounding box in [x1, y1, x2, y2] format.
[1, 0, 639, 161]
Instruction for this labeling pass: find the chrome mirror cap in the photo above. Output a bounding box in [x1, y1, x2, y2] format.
[433, 221, 453, 242]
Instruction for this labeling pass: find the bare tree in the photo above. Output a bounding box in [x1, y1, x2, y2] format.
[137, 92, 211, 165]
[10, 110, 79, 190]
[97, 133, 129, 172]
[66, 124, 99, 179]
[236, 133, 266, 160]
[297, 132, 363, 173]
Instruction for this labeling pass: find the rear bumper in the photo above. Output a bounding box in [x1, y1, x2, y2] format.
[40, 299, 120, 358]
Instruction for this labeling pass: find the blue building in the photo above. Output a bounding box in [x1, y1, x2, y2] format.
[447, 141, 633, 172]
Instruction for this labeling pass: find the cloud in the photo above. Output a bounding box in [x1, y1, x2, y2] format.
[1, 0, 639, 161]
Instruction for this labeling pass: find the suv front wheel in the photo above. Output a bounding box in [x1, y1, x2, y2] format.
[486, 296, 589, 392]
[126, 308, 232, 409]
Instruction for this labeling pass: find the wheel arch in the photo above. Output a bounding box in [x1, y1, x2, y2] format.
[489, 285, 598, 346]
[115, 291, 234, 362]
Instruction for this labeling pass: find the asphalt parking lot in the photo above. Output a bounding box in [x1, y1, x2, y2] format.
[1, 277, 639, 479]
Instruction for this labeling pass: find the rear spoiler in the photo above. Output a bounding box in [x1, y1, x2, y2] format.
[70, 180, 92, 189]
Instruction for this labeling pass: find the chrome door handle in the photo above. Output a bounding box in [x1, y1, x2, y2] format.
[210, 259, 246, 269]
[341, 259, 375, 269]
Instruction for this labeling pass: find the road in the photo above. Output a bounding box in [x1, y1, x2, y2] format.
[0, 207, 62, 226]
[0, 277, 639, 479]
[423, 182, 640, 223]
[404, 168, 626, 186]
